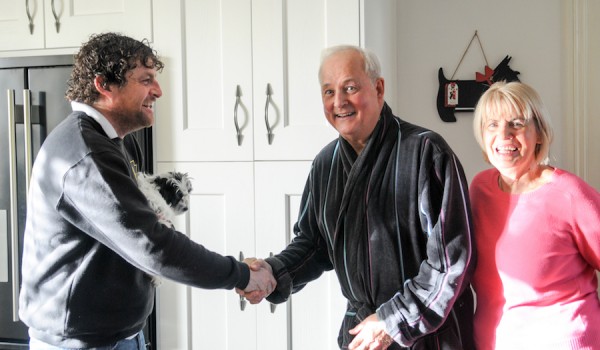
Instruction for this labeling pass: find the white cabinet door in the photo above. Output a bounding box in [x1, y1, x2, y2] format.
[165, 0, 359, 163]
[254, 161, 347, 350]
[44, 0, 153, 48]
[0, 0, 44, 50]
[155, 161, 257, 350]
[0, 0, 152, 52]
[251, 0, 358, 161]
[166, 0, 254, 162]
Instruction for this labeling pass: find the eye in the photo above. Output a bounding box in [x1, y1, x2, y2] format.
[322, 89, 334, 97]
[509, 119, 527, 129]
[485, 120, 498, 130]
[345, 85, 357, 93]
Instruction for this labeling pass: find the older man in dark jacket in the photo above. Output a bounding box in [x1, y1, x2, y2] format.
[242, 45, 476, 350]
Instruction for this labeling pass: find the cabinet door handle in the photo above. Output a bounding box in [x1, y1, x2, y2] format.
[51, 0, 60, 33]
[238, 251, 247, 311]
[23, 90, 33, 198]
[264, 83, 274, 145]
[6, 90, 20, 322]
[269, 252, 276, 313]
[233, 85, 243, 146]
[25, 0, 34, 34]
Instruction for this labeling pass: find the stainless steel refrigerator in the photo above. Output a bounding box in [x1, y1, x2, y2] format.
[0, 56, 156, 349]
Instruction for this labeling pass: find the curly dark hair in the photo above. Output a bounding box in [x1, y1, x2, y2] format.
[66, 32, 164, 104]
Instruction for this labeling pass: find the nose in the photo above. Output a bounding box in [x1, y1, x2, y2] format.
[498, 123, 513, 139]
[152, 80, 163, 98]
[333, 91, 347, 109]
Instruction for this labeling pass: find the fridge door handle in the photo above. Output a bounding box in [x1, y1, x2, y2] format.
[6, 89, 21, 322]
[23, 89, 33, 198]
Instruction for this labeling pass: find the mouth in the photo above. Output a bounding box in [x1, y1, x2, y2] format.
[142, 102, 154, 111]
[495, 145, 518, 155]
[335, 111, 355, 118]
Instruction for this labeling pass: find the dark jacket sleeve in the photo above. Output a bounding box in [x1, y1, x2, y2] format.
[265, 165, 334, 303]
[60, 146, 250, 290]
[376, 135, 475, 347]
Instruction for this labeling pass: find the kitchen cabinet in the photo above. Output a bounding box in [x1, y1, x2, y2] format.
[156, 161, 346, 350]
[254, 161, 347, 350]
[156, 161, 257, 349]
[155, 0, 358, 162]
[150, 0, 397, 348]
[0, 0, 152, 51]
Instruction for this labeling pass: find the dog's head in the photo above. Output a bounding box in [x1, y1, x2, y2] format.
[152, 172, 193, 215]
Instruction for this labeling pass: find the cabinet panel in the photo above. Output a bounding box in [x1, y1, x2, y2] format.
[255, 161, 346, 350]
[0, 0, 152, 51]
[171, 0, 254, 162]
[0, 0, 44, 50]
[155, 161, 256, 350]
[44, 0, 153, 48]
[168, 0, 359, 162]
[252, 0, 359, 161]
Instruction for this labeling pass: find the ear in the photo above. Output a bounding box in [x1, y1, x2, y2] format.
[93, 75, 113, 99]
[375, 77, 385, 101]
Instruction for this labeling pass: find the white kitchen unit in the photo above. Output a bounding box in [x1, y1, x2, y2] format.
[0, 0, 152, 51]
[156, 161, 257, 350]
[155, 0, 356, 162]
[254, 161, 347, 350]
[151, 0, 397, 348]
[156, 160, 346, 350]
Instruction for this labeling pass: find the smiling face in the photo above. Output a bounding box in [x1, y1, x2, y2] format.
[482, 106, 541, 178]
[101, 62, 163, 136]
[114, 64, 162, 131]
[319, 49, 384, 153]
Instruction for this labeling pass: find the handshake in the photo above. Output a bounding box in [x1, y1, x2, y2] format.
[237, 258, 276, 304]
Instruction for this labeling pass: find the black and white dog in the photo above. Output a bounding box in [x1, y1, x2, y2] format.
[137, 171, 193, 228]
[137, 171, 193, 286]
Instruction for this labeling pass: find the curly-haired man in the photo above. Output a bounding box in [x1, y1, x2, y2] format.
[19, 32, 275, 349]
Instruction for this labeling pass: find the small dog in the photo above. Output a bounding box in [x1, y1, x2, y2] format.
[137, 171, 193, 228]
[137, 171, 193, 286]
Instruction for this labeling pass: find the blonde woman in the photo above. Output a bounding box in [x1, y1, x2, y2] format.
[470, 81, 600, 349]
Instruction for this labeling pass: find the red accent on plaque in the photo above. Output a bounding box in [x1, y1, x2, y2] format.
[475, 66, 494, 85]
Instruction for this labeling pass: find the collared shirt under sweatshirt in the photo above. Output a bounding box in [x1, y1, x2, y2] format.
[19, 108, 250, 348]
[265, 104, 476, 349]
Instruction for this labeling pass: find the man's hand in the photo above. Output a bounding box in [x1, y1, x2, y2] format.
[236, 258, 275, 304]
[348, 313, 394, 350]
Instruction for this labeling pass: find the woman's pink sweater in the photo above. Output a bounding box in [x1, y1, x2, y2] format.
[470, 168, 600, 349]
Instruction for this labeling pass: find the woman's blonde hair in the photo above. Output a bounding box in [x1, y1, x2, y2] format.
[473, 81, 553, 165]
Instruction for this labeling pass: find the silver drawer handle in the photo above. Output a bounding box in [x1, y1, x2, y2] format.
[51, 0, 60, 33]
[239, 251, 247, 311]
[25, 0, 34, 34]
[264, 84, 274, 145]
[269, 252, 276, 313]
[233, 85, 243, 146]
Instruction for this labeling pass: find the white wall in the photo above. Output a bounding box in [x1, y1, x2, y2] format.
[385, 0, 563, 182]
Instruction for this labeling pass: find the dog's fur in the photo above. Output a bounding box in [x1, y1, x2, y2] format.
[137, 171, 193, 227]
[137, 171, 193, 286]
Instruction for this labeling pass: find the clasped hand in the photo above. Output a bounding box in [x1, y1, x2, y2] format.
[237, 258, 275, 303]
